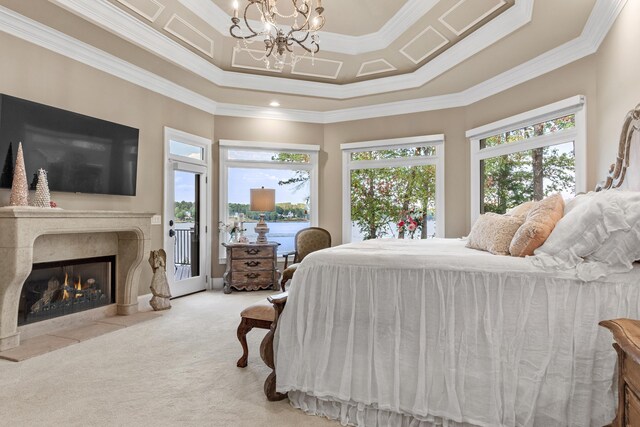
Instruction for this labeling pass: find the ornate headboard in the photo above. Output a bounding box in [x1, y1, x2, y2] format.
[596, 103, 640, 191]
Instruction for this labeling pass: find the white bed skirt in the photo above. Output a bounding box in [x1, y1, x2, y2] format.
[289, 391, 477, 427]
[275, 240, 640, 426]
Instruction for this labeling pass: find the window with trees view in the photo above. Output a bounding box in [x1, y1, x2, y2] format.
[467, 96, 586, 224]
[341, 135, 445, 243]
[219, 140, 319, 259]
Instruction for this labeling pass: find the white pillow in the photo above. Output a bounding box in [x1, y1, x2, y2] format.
[563, 192, 596, 216]
[576, 192, 640, 280]
[532, 190, 640, 278]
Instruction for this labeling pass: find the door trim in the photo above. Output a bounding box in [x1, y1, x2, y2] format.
[163, 127, 212, 294]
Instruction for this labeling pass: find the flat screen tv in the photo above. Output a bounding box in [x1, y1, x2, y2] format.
[0, 94, 139, 196]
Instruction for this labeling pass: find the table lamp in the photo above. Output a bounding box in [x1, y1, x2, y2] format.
[250, 187, 276, 243]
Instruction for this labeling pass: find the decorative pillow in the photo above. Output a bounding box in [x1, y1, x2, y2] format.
[563, 192, 595, 216]
[466, 213, 524, 255]
[509, 194, 564, 257]
[575, 191, 640, 280]
[506, 201, 537, 218]
[532, 190, 640, 279]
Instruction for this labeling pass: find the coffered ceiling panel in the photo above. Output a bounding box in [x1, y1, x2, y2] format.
[116, 0, 164, 22]
[291, 57, 343, 80]
[231, 47, 282, 73]
[439, 0, 506, 35]
[164, 13, 214, 57]
[400, 26, 449, 65]
[357, 59, 397, 78]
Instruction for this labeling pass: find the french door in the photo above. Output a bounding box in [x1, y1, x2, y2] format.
[164, 128, 211, 297]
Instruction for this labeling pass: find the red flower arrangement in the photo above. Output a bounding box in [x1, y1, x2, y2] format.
[397, 209, 423, 238]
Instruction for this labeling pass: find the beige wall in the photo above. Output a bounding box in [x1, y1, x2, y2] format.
[0, 0, 637, 290]
[0, 32, 215, 295]
[595, 0, 640, 182]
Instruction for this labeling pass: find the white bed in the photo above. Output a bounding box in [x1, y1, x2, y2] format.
[266, 104, 640, 426]
[274, 239, 640, 426]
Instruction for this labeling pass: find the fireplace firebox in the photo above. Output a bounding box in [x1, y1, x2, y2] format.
[18, 256, 116, 326]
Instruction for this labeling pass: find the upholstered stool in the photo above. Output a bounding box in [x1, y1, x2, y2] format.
[236, 301, 275, 368]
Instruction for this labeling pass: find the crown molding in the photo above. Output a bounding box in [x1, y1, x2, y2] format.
[0, 5, 219, 115]
[50, 0, 534, 99]
[177, 0, 440, 56]
[0, 0, 627, 125]
[215, 103, 324, 123]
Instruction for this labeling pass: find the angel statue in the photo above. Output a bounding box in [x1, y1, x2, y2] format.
[149, 249, 171, 311]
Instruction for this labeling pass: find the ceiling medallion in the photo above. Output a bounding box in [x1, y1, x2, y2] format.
[230, 0, 326, 70]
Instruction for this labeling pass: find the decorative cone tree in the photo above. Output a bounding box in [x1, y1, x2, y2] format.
[32, 168, 51, 208]
[9, 142, 28, 206]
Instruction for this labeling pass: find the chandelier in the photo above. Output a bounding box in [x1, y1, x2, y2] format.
[230, 0, 326, 70]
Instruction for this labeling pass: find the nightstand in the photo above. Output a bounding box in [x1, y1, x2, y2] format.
[222, 242, 280, 294]
[600, 318, 640, 427]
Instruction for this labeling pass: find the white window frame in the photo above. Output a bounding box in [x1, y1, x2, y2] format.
[341, 134, 446, 243]
[218, 139, 320, 262]
[466, 95, 587, 225]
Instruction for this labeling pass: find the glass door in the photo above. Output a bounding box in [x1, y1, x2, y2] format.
[164, 129, 210, 297]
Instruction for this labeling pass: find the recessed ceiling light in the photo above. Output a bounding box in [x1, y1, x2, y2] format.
[269, 101, 280, 108]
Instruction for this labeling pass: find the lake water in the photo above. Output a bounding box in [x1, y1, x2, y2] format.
[176, 219, 436, 258]
[177, 221, 309, 255]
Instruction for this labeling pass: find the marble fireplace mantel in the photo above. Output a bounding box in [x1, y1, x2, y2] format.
[0, 207, 153, 351]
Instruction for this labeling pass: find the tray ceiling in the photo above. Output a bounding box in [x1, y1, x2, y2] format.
[101, 0, 515, 83]
[0, 0, 621, 119]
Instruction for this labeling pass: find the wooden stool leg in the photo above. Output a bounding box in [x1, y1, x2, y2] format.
[236, 318, 252, 368]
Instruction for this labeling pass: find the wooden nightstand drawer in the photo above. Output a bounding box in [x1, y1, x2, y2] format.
[627, 385, 640, 426]
[233, 245, 275, 259]
[232, 259, 273, 272]
[231, 270, 274, 286]
[625, 355, 640, 394]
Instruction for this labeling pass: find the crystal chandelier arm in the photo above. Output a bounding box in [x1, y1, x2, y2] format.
[294, 0, 309, 13]
[287, 31, 319, 54]
[230, 2, 263, 40]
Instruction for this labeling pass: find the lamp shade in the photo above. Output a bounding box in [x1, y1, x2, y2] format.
[250, 188, 276, 211]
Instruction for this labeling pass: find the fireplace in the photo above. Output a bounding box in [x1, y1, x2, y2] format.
[18, 256, 116, 326]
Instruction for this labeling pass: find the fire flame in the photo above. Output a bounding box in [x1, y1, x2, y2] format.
[61, 273, 83, 300]
[63, 273, 69, 300]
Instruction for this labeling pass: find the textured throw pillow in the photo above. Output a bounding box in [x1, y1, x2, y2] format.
[563, 192, 595, 216]
[466, 213, 524, 255]
[532, 190, 640, 280]
[506, 201, 537, 218]
[576, 191, 640, 280]
[509, 194, 564, 257]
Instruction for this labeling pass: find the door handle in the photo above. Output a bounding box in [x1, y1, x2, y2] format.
[169, 229, 175, 238]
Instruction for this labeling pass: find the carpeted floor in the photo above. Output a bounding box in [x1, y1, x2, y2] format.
[0, 290, 336, 427]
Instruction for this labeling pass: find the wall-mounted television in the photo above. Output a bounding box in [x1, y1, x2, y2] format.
[0, 94, 139, 196]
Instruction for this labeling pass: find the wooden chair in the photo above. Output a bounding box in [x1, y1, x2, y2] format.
[280, 227, 331, 291]
[236, 300, 275, 368]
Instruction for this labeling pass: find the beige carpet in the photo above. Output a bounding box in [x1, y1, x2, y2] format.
[0, 290, 336, 427]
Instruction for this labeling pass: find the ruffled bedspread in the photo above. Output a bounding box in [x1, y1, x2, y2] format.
[274, 239, 640, 426]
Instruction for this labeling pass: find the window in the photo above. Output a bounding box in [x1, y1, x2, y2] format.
[219, 140, 319, 259]
[467, 95, 586, 224]
[341, 135, 445, 243]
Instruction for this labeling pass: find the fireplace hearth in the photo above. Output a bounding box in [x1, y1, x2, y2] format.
[18, 257, 116, 326]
